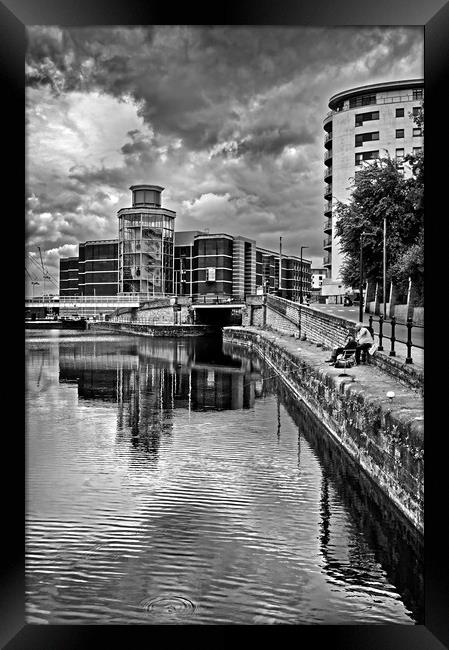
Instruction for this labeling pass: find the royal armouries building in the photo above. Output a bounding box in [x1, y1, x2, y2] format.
[59, 184, 312, 302]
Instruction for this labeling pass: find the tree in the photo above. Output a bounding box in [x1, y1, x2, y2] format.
[334, 151, 424, 304]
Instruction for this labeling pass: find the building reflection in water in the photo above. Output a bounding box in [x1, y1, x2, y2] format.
[58, 335, 262, 462]
[56, 334, 423, 623]
[260, 369, 424, 625]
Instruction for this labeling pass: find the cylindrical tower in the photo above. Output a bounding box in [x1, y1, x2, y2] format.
[117, 185, 176, 297]
[323, 79, 423, 282]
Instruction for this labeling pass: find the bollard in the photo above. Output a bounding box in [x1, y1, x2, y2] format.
[378, 314, 384, 351]
[389, 316, 396, 357]
[406, 317, 413, 364]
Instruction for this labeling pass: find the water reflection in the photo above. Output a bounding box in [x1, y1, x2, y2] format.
[25, 331, 423, 624]
[230, 344, 424, 624]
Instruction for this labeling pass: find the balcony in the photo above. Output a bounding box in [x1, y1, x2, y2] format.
[323, 254, 332, 267]
[324, 167, 333, 181]
[323, 236, 332, 250]
[324, 218, 332, 233]
[324, 184, 332, 199]
[324, 201, 332, 215]
[323, 112, 333, 129]
[324, 150, 333, 162]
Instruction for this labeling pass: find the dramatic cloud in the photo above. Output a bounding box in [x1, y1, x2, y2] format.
[25, 25, 423, 291]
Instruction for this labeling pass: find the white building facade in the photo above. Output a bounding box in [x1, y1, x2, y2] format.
[323, 79, 424, 282]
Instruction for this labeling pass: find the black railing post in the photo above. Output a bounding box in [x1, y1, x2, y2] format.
[406, 317, 413, 364]
[378, 314, 384, 351]
[369, 314, 373, 332]
[389, 316, 396, 357]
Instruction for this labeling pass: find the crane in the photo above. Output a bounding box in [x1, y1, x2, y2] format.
[37, 246, 52, 297]
[25, 266, 40, 298]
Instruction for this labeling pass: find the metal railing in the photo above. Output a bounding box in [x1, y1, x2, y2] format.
[192, 295, 245, 305]
[324, 167, 333, 179]
[26, 295, 140, 305]
[367, 314, 423, 365]
[324, 218, 332, 232]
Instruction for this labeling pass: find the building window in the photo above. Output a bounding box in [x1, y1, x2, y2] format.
[355, 131, 379, 147]
[395, 148, 405, 165]
[396, 129, 404, 138]
[413, 127, 422, 136]
[413, 146, 423, 155]
[412, 107, 421, 117]
[349, 94, 376, 108]
[355, 110, 379, 126]
[413, 89, 423, 100]
[355, 150, 379, 165]
[395, 108, 404, 117]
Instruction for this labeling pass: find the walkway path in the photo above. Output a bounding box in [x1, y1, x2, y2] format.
[310, 304, 424, 370]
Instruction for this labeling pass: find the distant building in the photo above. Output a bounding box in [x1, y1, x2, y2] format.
[256, 246, 311, 302]
[173, 231, 257, 301]
[78, 239, 119, 296]
[59, 256, 79, 296]
[58, 241, 119, 297]
[311, 267, 327, 290]
[174, 230, 206, 297]
[323, 79, 424, 281]
[58, 182, 311, 303]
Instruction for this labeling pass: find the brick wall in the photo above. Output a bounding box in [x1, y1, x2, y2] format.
[264, 294, 352, 348]
[258, 295, 422, 393]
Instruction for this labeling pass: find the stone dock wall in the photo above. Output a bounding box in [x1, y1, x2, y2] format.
[88, 322, 217, 337]
[223, 326, 424, 535]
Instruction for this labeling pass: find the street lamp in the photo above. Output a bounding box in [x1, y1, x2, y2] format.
[300, 246, 309, 304]
[359, 231, 375, 322]
[383, 215, 387, 321]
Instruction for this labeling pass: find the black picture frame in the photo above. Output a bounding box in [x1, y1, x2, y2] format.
[3, 0, 448, 647]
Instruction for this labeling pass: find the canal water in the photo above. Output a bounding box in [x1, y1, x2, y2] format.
[25, 330, 423, 625]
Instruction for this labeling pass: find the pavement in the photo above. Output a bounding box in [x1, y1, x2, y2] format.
[310, 303, 424, 370]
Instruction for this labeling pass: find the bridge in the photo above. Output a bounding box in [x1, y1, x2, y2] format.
[25, 295, 141, 309]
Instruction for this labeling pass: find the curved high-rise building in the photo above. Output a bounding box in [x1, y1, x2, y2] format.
[117, 185, 176, 296]
[323, 79, 424, 282]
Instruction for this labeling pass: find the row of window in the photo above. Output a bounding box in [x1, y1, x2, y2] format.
[354, 126, 422, 147]
[396, 128, 422, 138]
[355, 105, 421, 126]
[355, 146, 422, 166]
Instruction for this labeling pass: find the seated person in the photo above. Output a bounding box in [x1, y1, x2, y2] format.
[326, 333, 357, 364]
[354, 322, 374, 364]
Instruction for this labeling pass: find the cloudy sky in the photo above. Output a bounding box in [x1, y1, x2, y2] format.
[25, 25, 423, 293]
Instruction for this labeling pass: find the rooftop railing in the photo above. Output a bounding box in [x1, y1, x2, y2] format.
[323, 93, 423, 123]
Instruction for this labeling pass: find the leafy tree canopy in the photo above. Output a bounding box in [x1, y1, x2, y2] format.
[334, 151, 423, 303]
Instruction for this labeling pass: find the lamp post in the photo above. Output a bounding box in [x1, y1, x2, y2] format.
[300, 246, 309, 304]
[359, 232, 375, 322]
[383, 215, 387, 321]
[279, 236, 283, 296]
